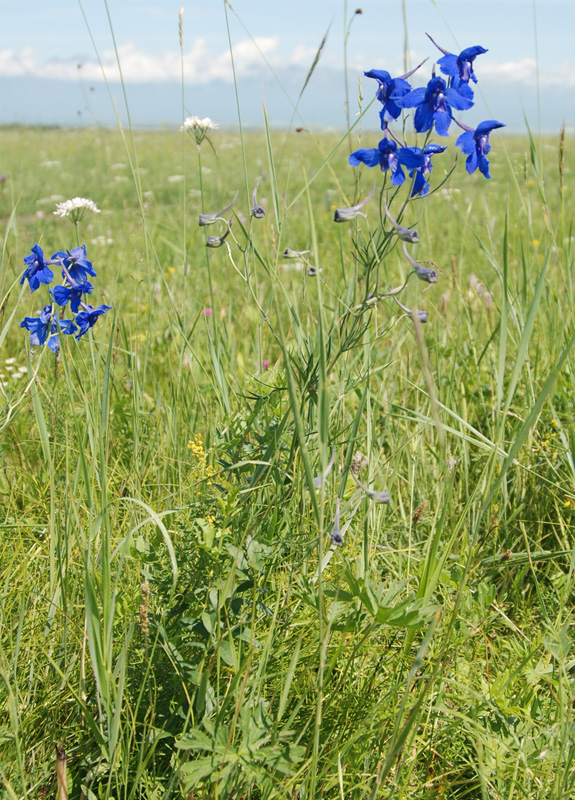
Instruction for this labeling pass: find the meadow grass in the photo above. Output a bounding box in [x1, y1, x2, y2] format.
[0, 120, 575, 799]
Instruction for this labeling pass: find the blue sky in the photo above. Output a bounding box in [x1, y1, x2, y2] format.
[2, 0, 574, 132]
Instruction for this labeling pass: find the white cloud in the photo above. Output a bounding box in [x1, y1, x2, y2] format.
[0, 36, 280, 84]
[482, 57, 575, 88]
[1, 39, 574, 90]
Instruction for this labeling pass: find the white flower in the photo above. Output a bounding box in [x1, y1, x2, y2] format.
[53, 197, 101, 223]
[182, 115, 218, 132]
[182, 115, 218, 145]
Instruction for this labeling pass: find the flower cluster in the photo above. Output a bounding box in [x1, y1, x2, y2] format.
[20, 241, 111, 352]
[53, 197, 101, 223]
[182, 115, 218, 146]
[351, 36, 505, 185]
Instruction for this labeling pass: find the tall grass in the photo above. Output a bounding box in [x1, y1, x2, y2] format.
[1, 11, 575, 800]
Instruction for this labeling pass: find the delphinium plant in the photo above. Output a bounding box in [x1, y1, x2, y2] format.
[170, 34, 508, 800]
[19, 198, 111, 350]
[340, 36, 505, 339]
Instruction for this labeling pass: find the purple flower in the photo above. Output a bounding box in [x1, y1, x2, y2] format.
[395, 75, 473, 136]
[51, 244, 96, 284]
[404, 143, 447, 196]
[51, 282, 93, 313]
[20, 304, 77, 352]
[349, 137, 425, 185]
[364, 59, 427, 127]
[74, 304, 112, 340]
[455, 120, 505, 178]
[427, 35, 488, 99]
[21, 244, 54, 292]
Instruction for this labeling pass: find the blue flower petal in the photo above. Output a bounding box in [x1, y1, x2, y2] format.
[465, 150, 479, 174]
[475, 119, 505, 134]
[445, 88, 474, 111]
[433, 108, 452, 136]
[437, 53, 459, 77]
[364, 69, 392, 83]
[455, 131, 475, 155]
[478, 156, 491, 178]
[423, 143, 448, 156]
[395, 87, 426, 109]
[459, 45, 488, 60]
[397, 147, 426, 169]
[414, 103, 434, 133]
[411, 171, 430, 197]
[389, 77, 412, 94]
[451, 77, 474, 99]
[391, 164, 406, 186]
[349, 148, 382, 168]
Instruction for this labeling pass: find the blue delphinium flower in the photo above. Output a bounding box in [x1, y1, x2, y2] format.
[395, 75, 473, 136]
[21, 244, 54, 292]
[75, 304, 112, 340]
[364, 59, 427, 127]
[455, 120, 505, 178]
[20, 304, 77, 352]
[404, 143, 447, 196]
[349, 136, 425, 185]
[52, 244, 97, 284]
[51, 281, 93, 313]
[427, 35, 488, 99]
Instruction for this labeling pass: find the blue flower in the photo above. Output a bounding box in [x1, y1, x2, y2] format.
[364, 59, 427, 127]
[75, 304, 112, 340]
[51, 281, 93, 313]
[21, 244, 54, 292]
[349, 137, 425, 185]
[20, 304, 77, 352]
[395, 75, 473, 136]
[51, 244, 97, 284]
[455, 120, 505, 178]
[427, 35, 488, 99]
[404, 143, 447, 196]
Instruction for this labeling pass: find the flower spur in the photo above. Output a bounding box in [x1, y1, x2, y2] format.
[402, 242, 438, 283]
[333, 182, 376, 222]
[199, 190, 239, 226]
[383, 201, 419, 243]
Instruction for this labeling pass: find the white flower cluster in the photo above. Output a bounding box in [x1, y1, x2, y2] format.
[182, 116, 218, 133]
[53, 197, 101, 222]
[0, 357, 28, 390]
[182, 116, 218, 145]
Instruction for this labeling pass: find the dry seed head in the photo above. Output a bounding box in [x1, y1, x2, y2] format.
[179, 7, 184, 49]
[140, 581, 150, 637]
[412, 500, 426, 524]
[559, 123, 565, 195]
[351, 451, 368, 475]
[450, 255, 457, 287]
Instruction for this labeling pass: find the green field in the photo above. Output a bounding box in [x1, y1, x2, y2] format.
[1, 121, 575, 798]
